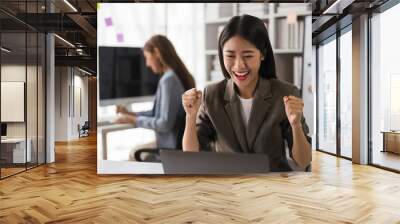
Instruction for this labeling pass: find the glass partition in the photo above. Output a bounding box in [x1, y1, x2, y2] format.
[317, 36, 337, 155]
[370, 3, 400, 171]
[1, 30, 28, 178]
[339, 28, 352, 158]
[0, 1, 46, 179]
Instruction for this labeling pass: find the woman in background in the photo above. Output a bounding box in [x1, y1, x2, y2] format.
[116, 35, 195, 161]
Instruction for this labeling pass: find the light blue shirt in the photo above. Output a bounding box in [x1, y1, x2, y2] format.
[135, 70, 185, 149]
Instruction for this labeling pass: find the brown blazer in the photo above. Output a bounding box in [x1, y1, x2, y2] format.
[196, 77, 311, 171]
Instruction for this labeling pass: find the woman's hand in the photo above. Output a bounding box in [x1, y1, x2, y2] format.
[284, 95, 311, 169]
[283, 95, 304, 128]
[114, 114, 136, 124]
[182, 88, 202, 152]
[116, 105, 129, 115]
[182, 88, 202, 118]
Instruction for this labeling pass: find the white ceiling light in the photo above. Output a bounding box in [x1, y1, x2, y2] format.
[63, 0, 78, 12]
[1, 47, 11, 53]
[323, 0, 355, 15]
[78, 67, 92, 76]
[54, 34, 75, 48]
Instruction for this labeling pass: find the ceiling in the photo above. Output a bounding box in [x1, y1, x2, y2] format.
[311, 0, 390, 43]
[1, 0, 394, 74]
[0, 0, 99, 74]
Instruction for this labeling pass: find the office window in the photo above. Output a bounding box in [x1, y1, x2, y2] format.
[371, 3, 400, 171]
[317, 36, 337, 154]
[339, 28, 352, 158]
[0, 1, 46, 179]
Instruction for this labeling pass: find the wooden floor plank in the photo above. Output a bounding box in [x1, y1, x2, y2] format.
[0, 135, 400, 223]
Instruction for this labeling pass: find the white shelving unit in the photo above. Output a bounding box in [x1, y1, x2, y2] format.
[204, 3, 311, 87]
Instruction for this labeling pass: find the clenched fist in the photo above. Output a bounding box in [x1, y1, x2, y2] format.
[182, 88, 202, 118]
[283, 95, 304, 128]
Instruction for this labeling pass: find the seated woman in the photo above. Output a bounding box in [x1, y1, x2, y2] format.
[181, 15, 311, 171]
[116, 35, 195, 161]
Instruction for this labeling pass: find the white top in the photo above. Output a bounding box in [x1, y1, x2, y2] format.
[238, 96, 254, 127]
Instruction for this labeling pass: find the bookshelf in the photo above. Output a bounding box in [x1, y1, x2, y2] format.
[204, 3, 311, 88]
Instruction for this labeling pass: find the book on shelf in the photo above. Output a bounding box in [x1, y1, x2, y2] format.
[293, 56, 303, 89]
[219, 3, 234, 18]
[276, 18, 288, 49]
[298, 20, 304, 50]
[238, 3, 267, 10]
[238, 3, 269, 17]
[276, 18, 304, 50]
[277, 3, 310, 13]
[217, 25, 224, 39]
[212, 56, 221, 71]
[206, 3, 220, 21]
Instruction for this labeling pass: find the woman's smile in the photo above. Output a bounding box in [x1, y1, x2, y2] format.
[233, 70, 250, 81]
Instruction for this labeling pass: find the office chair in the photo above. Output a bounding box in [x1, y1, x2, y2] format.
[79, 121, 90, 138]
[134, 115, 185, 162]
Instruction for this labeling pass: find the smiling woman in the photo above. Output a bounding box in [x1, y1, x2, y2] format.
[182, 14, 312, 172]
[222, 36, 263, 99]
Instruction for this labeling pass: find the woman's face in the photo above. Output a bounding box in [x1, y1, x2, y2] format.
[144, 50, 163, 74]
[223, 35, 263, 93]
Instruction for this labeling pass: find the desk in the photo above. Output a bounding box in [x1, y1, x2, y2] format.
[97, 123, 161, 174]
[381, 131, 400, 154]
[98, 123, 136, 160]
[1, 138, 32, 164]
[97, 159, 164, 174]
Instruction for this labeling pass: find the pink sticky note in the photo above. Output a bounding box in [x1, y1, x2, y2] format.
[105, 17, 113, 26]
[117, 33, 124, 43]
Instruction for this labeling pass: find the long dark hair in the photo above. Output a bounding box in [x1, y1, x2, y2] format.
[218, 14, 276, 79]
[144, 35, 195, 90]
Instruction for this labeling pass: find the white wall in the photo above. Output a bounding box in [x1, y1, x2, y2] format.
[55, 67, 89, 141]
[1, 65, 34, 138]
[97, 3, 205, 88]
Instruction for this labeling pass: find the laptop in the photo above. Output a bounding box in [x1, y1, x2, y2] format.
[159, 150, 270, 174]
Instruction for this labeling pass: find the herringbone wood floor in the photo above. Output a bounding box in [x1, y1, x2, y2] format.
[1, 135, 400, 223]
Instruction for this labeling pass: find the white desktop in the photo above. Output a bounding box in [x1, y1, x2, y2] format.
[97, 99, 163, 174]
[1, 123, 32, 164]
[97, 124, 163, 174]
[1, 138, 32, 163]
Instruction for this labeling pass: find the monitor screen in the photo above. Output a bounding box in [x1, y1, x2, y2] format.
[1, 123, 6, 137]
[99, 47, 159, 101]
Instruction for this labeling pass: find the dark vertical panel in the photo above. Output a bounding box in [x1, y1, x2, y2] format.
[316, 45, 319, 151]
[0, 15, 2, 179]
[36, 0, 39, 167]
[336, 29, 341, 157]
[24, 0, 28, 171]
[367, 11, 373, 165]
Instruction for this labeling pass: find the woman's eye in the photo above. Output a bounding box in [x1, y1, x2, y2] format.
[225, 55, 235, 58]
[243, 55, 253, 58]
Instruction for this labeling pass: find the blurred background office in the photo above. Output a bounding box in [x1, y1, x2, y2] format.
[0, 0, 97, 179]
[312, 0, 400, 172]
[0, 1, 395, 174]
[97, 3, 313, 163]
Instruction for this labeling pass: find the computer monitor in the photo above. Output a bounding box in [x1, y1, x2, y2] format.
[99, 46, 160, 106]
[1, 123, 7, 137]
